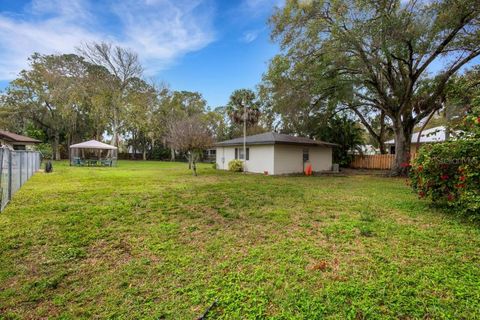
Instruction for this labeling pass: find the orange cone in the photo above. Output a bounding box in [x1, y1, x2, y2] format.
[305, 164, 312, 176]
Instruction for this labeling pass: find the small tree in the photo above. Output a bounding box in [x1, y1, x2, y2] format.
[167, 116, 213, 176]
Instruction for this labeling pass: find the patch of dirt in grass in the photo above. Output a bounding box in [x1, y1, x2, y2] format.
[0, 242, 53, 294]
[2, 302, 61, 320]
[84, 239, 134, 269]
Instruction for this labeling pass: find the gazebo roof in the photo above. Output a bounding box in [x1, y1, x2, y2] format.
[69, 140, 117, 150]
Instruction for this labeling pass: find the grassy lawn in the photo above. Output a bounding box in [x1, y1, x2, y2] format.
[1, 161, 479, 319]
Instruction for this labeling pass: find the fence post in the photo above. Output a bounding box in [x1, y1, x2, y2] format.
[21, 152, 23, 186]
[26, 152, 29, 179]
[27, 152, 30, 179]
[8, 150, 12, 201]
[0, 148, 3, 211]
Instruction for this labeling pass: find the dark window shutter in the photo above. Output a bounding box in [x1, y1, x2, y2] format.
[235, 148, 238, 159]
[246, 148, 249, 160]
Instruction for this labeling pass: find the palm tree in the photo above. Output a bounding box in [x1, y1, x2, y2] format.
[226, 89, 261, 172]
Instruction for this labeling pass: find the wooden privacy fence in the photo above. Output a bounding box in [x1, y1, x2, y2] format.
[350, 154, 395, 170]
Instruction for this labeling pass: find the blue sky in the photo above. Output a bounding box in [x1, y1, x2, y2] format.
[0, 0, 281, 107]
[1, 0, 477, 109]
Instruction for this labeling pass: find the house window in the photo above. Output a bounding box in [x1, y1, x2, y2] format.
[390, 146, 395, 154]
[13, 145, 26, 151]
[203, 149, 216, 157]
[303, 148, 309, 162]
[235, 147, 249, 160]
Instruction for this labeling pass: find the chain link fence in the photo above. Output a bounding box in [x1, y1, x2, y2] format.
[0, 147, 41, 212]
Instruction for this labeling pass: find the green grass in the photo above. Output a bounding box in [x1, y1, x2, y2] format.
[1, 161, 480, 319]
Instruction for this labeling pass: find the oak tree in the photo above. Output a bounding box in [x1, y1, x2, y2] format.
[270, 0, 480, 175]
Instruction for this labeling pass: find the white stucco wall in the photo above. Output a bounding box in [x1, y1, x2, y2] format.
[0, 138, 36, 151]
[216, 145, 275, 174]
[309, 146, 333, 171]
[273, 145, 332, 175]
[245, 145, 275, 174]
[272, 145, 303, 174]
[216, 146, 234, 170]
[217, 144, 333, 175]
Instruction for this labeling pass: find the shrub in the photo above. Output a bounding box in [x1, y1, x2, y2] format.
[410, 139, 480, 218]
[150, 145, 171, 160]
[228, 159, 243, 172]
[34, 143, 53, 160]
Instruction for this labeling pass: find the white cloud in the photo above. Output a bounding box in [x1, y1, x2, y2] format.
[112, 0, 215, 75]
[0, 0, 216, 80]
[241, 29, 261, 43]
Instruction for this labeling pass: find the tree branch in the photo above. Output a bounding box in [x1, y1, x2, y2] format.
[414, 13, 474, 79]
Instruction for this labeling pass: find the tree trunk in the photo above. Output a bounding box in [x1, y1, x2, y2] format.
[111, 105, 119, 147]
[151, 138, 155, 159]
[416, 110, 436, 149]
[52, 132, 61, 160]
[67, 134, 71, 160]
[131, 132, 136, 160]
[379, 142, 387, 154]
[111, 130, 118, 148]
[351, 107, 388, 154]
[378, 111, 387, 154]
[391, 120, 413, 176]
[192, 159, 197, 176]
[143, 148, 147, 161]
[191, 151, 198, 176]
[170, 147, 175, 161]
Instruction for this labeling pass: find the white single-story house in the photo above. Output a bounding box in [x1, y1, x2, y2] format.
[215, 132, 337, 175]
[386, 126, 459, 154]
[350, 144, 379, 155]
[0, 130, 41, 151]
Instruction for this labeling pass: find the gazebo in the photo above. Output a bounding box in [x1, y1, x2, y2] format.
[69, 140, 118, 167]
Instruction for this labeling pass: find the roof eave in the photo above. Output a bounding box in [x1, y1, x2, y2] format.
[2, 138, 41, 144]
[215, 141, 338, 147]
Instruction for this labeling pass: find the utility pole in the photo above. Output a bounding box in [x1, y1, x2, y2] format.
[243, 99, 247, 174]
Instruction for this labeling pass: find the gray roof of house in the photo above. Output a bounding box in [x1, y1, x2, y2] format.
[216, 132, 338, 147]
[0, 130, 41, 143]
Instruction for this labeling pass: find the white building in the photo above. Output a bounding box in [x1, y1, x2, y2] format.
[385, 126, 459, 154]
[351, 144, 379, 155]
[0, 130, 41, 151]
[216, 132, 337, 175]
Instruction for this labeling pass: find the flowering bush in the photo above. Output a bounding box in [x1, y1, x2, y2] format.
[228, 159, 244, 172]
[410, 139, 480, 218]
[461, 114, 480, 139]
